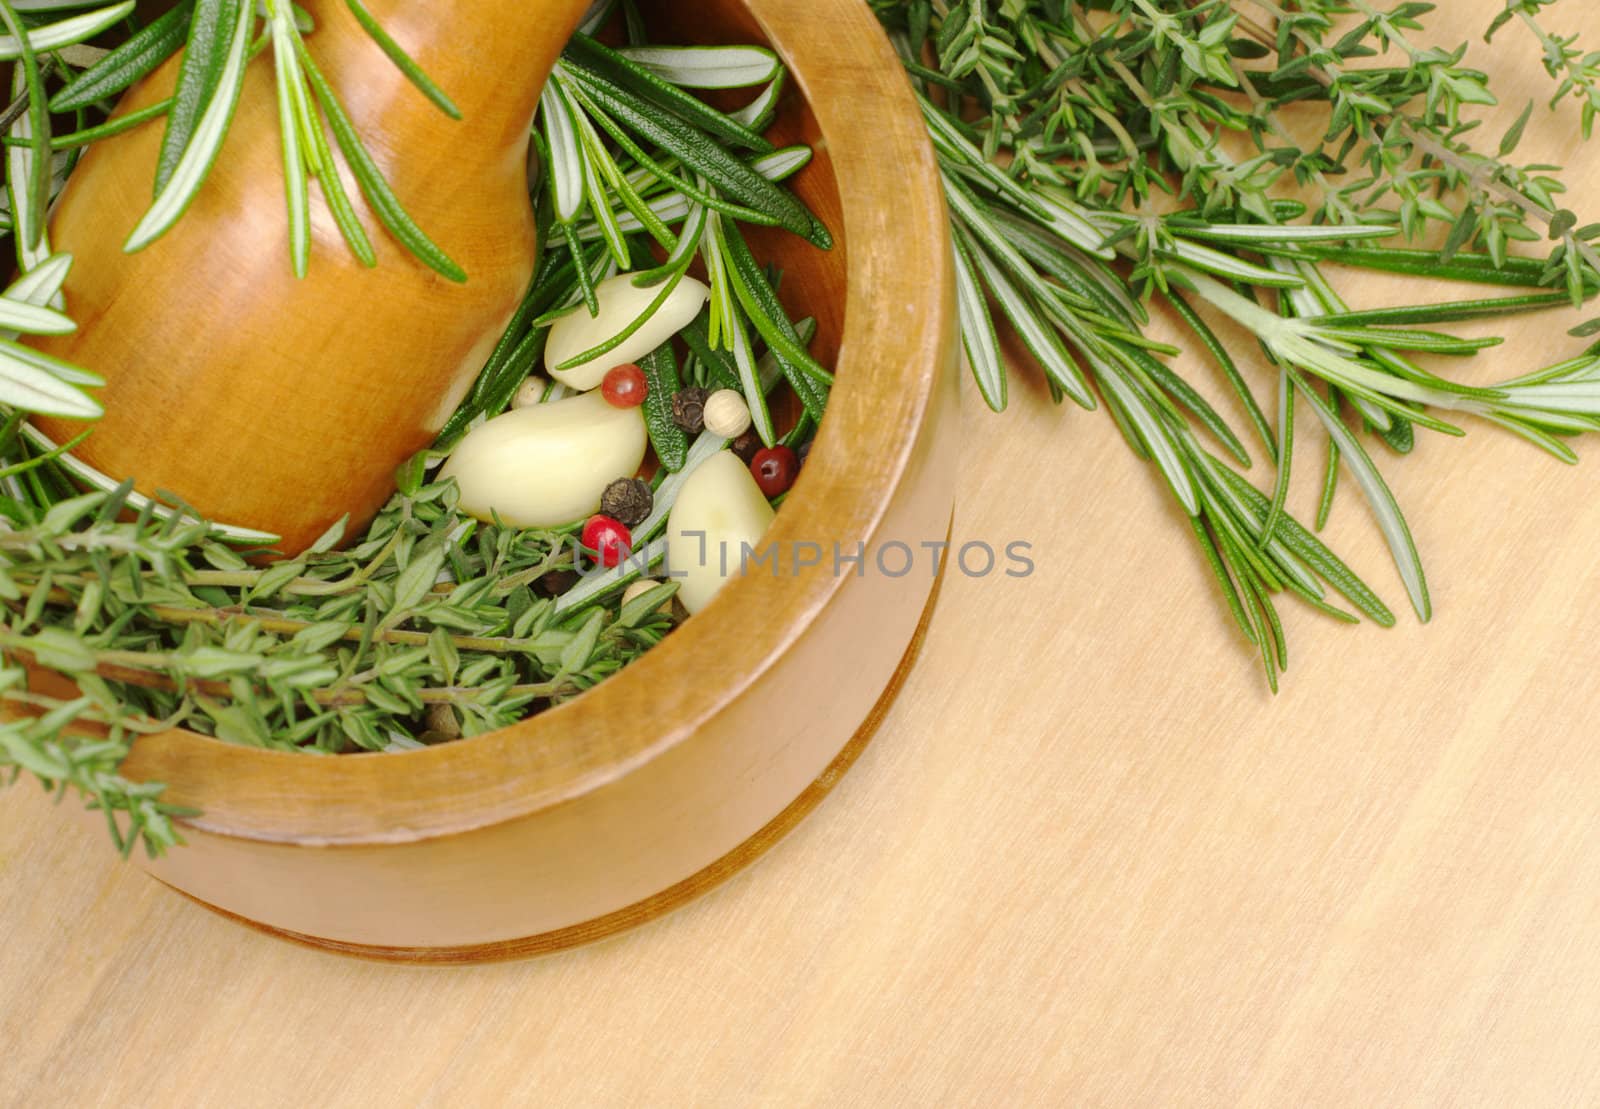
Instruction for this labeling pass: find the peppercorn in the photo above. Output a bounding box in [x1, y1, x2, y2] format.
[600, 476, 653, 528]
[601, 363, 648, 408]
[582, 514, 633, 568]
[534, 569, 581, 598]
[751, 445, 799, 498]
[512, 375, 548, 409]
[671, 386, 710, 434]
[703, 388, 753, 438]
[729, 427, 762, 464]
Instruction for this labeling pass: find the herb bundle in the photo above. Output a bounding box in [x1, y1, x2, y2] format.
[874, 0, 1600, 687]
[0, 1, 831, 856]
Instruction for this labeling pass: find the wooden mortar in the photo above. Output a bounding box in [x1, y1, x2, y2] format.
[97, 0, 960, 960]
[29, 0, 591, 554]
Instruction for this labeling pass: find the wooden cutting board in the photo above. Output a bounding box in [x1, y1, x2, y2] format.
[4, 3, 1600, 1103]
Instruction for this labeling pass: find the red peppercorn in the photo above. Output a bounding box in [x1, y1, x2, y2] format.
[750, 445, 798, 498]
[582, 514, 632, 568]
[600, 364, 648, 408]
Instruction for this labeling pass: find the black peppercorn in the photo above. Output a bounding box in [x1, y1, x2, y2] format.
[600, 477, 653, 528]
[534, 569, 581, 598]
[671, 386, 710, 434]
[729, 428, 762, 464]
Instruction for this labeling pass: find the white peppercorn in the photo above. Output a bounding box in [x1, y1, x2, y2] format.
[512, 375, 548, 409]
[703, 388, 752, 438]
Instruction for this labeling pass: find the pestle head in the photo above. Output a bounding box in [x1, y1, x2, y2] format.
[28, 0, 592, 554]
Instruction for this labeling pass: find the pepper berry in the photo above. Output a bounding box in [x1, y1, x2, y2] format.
[582, 514, 633, 568]
[702, 389, 752, 439]
[750, 445, 798, 498]
[600, 477, 653, 528]
[533, 568, 581, 598]
[601, 364, 648, 408]
[671, 386, 710, 434]
[729, 428, 762, 465]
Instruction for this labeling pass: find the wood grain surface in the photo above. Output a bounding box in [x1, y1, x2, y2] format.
[6, 1, 1600, 1104]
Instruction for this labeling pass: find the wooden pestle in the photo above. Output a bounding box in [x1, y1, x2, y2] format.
[29, 0, 592, 553]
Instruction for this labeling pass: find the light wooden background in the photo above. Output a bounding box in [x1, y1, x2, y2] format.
[6, 4, 1600, 1105]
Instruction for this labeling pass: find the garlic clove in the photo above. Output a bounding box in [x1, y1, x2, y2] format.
[441, 390, 647, 529]
[545, 273, 710, 391]
[664, 450, 777, 614]
[621, 578, 669, 611]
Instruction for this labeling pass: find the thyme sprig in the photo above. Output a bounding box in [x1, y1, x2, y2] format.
[0, 471, 691, 854]
[1488, 0, 1600, 138]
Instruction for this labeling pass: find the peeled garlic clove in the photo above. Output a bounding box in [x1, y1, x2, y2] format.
[441, 391, 647, 529]
[546, 272, 710, 391]
[665, 451, 777, 615]
[621, 578, 669, 611]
